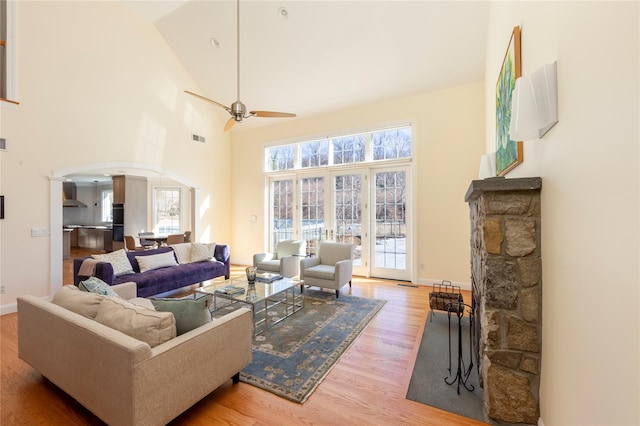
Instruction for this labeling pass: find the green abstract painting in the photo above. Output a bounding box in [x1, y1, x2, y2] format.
[496, 26, 522, 176]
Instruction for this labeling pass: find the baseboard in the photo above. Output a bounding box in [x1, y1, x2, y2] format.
[1, 301, 17, 315]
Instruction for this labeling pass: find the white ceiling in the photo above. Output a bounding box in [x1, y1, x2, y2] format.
[68, 0, 489, 183]
[125, 0, 489, 131]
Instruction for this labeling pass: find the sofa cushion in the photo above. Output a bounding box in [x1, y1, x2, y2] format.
[170, 242, 192, 264]
[135, 251, 178, 273]
[52, 285, 104, 319]
[92, 249, 134, 277]
[150, 294, 213, 335]
[78, 276, 118, 296]
[95, 296, 176, 347]
[191, 242, 216, 263]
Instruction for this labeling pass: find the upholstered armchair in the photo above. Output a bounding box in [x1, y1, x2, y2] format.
[253, 240, 306, 278]
[299, 241, 353, 297]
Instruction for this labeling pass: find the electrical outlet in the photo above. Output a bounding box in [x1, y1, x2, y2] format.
[0, 285, 6, 294]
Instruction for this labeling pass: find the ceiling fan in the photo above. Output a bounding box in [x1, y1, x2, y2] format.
[185, 0, 296, 132]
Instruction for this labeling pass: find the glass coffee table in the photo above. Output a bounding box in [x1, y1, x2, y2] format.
[195, 276, 304, 335]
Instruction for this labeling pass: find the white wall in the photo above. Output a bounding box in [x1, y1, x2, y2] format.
[0, 1, 231, 311]
[485, 2, 639, 425]
[230, 81, 485, 286]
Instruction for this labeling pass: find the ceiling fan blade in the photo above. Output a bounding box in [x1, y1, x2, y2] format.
[184, 90, 230, 112]
[224, 117, 236, 132]
[250, 111, 297, 118]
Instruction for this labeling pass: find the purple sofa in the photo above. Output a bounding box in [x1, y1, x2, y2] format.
[73, 245, 230, 298]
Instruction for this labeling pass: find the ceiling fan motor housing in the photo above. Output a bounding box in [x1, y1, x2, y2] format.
[231, 100, 247, 120]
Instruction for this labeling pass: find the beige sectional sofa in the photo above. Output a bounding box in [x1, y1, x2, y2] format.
[17, 282, 252, 426]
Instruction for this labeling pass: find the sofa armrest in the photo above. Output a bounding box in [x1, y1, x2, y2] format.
[280, 256, 299, 278]
[335, 259, 353, 285]
[94, 262, 115, 285]
[73, 257, 115, 285]
[214, 244, 231, 279]
[111, 281, 137, 299]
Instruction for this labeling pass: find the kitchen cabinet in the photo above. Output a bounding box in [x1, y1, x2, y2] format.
[113, 176, 125, 204]
[77, 228, 110, 251]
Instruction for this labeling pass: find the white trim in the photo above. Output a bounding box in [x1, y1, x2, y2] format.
[49, 162, 198, 299]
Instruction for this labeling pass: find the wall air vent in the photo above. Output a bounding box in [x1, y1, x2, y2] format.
[191, 133, 206, 143]
[0, 138, 6, 151]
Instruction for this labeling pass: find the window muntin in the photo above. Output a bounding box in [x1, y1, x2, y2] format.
[267, 145, 295, 171]
[154, 188, 181, 234]
[300, 140, 329, 168]
[372, 128, 412, 161]
[271, 179, 294, 249]
[333, 135, 365, 165]
[265, 126, 411, 172]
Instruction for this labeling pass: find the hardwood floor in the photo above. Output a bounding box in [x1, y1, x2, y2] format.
[0, 254, 486, 425]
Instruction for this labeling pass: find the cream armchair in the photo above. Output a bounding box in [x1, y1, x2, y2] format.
[253, 240, 306, 278]
[300, 241, 353, 297]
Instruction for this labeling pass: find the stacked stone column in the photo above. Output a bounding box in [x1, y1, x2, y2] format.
[465, 177, 542, 425]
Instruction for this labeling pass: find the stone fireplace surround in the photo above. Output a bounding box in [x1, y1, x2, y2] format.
[465, 177, 542, 425]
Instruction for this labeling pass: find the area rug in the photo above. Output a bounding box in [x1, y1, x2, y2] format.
[216, 289, 385, 403]
[406, 312, 484, 422]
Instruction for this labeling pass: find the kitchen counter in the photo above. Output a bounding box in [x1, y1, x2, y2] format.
[64, 225, 113, 252]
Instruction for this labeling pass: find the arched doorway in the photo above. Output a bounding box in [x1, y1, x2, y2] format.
[49, 162, 198, 296]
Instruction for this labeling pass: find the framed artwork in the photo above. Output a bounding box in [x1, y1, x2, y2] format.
[495, 26, 522, 176]
[0, 196, 4, 219]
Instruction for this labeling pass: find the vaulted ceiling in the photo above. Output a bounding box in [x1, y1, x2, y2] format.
[124, 0, 490, 132]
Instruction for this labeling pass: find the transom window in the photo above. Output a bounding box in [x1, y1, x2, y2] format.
[265, 126, 412, 172]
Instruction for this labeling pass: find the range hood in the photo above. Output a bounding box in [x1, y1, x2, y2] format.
[63, 182, 87, 208]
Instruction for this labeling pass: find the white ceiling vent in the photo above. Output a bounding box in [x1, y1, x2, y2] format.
[0, 138, 6, 151]
[191, 133, 206, 143]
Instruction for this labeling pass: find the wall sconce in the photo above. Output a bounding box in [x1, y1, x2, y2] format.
[509, 61, 558, 141]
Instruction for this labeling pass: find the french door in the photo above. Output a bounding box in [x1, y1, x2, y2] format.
[268, 165, 410, 281]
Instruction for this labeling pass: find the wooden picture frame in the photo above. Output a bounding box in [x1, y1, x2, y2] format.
[0, 195, 4, 219]
[495, 26, 522, 176]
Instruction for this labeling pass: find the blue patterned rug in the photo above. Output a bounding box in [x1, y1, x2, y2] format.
[229, 288, 385, 403]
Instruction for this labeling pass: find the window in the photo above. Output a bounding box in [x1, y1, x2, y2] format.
[300, 140, 328, 168]
[154, 188, 181, 234]
[265, 125, 411, 172]
[372, 128, 412, 161]
[333, 135, 365, 165]
[266, 145, 295, 172]
[101, 190, 113, 222]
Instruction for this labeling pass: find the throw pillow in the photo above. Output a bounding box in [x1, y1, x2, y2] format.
[51, 285, 104, 319]
[92, 249, 134, 277]
[135, 251, 178, 273]
[170, 242, 192, 264]
[150, 294, 213, 335]
[190, 242, 216, 263]
[95, 296, 176, 347]
[78, 276, 118, 296]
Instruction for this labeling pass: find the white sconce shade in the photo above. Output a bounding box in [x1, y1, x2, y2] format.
[509, 61, 558, 141]
[479, 153, 496, 179]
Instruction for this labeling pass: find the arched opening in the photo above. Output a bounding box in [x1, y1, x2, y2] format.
[49, 162, 199, 296]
